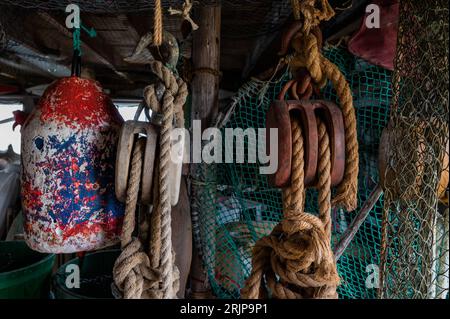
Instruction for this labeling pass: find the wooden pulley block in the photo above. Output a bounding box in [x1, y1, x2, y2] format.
[266, 96, 345, 188]
[115, 120, 158, 204]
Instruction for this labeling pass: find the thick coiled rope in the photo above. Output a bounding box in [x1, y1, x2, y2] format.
[241, 117, 340, 299]
[242, 1, 355, 298]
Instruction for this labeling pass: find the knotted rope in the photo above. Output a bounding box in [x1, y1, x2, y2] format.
[289, 0, 359, 212]
[241, 1, 355, 298]
[241, 117, 340, 299]
[146, 60, 188, 298]
[113, 139, 160, 299]
[169, 0, 199, 31]
[113, 61, 188, 299]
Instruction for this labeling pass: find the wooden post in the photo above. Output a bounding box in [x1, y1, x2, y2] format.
[191, 5, 221, 130]
[189, 4, 221, 299]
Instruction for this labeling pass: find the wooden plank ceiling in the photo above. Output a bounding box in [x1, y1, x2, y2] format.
[0, 0, 366, 98]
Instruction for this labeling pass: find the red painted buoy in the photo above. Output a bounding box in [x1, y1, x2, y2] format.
[20, 77, 125, 253]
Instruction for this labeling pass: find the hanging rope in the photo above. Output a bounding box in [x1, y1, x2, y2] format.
[113, 139, 160, 299]
[241, 117, 340, 299]
[291, 0, 335, 33]
[241, 0, 356, 299]
[290, 0, 301, 20]
[113, 60, 188, 299]
[145, 60, 188, 298]
[289, 0, 359, 212]
[154, 0, 163, 46]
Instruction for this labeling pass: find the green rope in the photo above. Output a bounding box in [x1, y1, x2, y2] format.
[72, 22, 97, 56]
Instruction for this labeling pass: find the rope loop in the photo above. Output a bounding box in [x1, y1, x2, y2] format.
[113, 61, 187, 299]
[287, 0, 359, 211]
[168, 0, 199, 31]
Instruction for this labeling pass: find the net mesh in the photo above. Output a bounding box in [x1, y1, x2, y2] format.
[0, 13, 6, 53]
[0, 1, 293, 39]
[195, 45, 393, 299]
[379, 0, 449, 299]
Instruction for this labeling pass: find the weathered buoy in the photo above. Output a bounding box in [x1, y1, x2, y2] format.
[20, 77, 125, 253]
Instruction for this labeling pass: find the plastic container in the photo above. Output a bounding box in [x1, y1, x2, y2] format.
[0, 240, 55, 299]
[53, 249, 120, 299]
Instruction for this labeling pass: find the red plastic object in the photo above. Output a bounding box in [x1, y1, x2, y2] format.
[348, 0, 400, 71]
[0, 85, 19, 95]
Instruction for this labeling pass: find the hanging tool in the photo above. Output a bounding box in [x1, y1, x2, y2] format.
[244, 0, 359, 299]
[113, 61, 188, 299]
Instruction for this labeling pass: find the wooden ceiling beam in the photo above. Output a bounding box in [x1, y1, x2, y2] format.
[6, 37, 71, 78]
[241, 0, 289, 79]
[36, 11, 130, 82]
[126, 13, 151, 38]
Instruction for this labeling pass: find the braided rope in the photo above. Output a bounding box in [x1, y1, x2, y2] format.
[154, 0, 163, 46]
[145, 60, 188, 298]
[242, 1, 347, 297]
[290, 0, 301, 20]
[317, 119, 332, 237]
[113, 61, 187, 299]
[288, 15, 359, 212]
[168, 0, 199, 31]
[320, 58, 358, 211]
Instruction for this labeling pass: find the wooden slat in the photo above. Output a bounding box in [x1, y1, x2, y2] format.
[37, 11, 130, 81]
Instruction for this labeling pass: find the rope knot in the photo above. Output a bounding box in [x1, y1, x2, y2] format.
[113, 67, 187, 298]
[242, 219, 340, 299]
[288, 0, 359, 212]
[144, 61, 188, 126]
[168, 0, 199, 31]
[292, 0, 335, 33]
[281, 210, 322, 234]
[113, 237, 160, 299]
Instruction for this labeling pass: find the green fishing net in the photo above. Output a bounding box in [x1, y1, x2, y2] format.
[195, 46, 392, 299]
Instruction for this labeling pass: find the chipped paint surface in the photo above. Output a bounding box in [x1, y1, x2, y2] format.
[21, 77, 125, 253]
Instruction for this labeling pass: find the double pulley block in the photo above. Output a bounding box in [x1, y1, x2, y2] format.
[266, 23, 346, 188]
